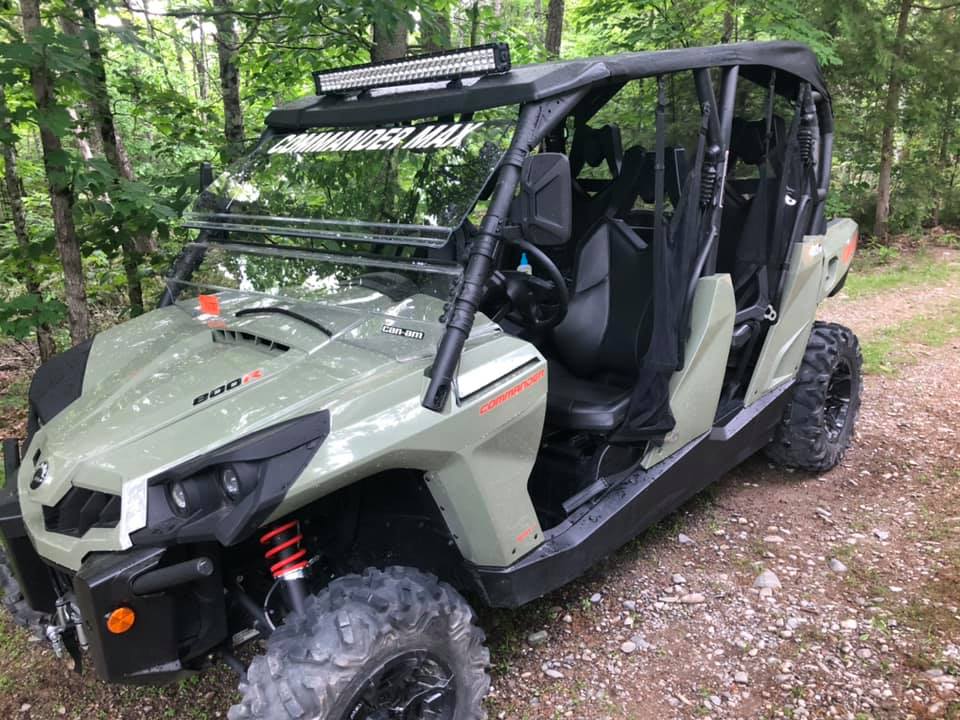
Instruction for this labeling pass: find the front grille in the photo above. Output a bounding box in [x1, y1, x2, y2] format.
[43, 487, 121, 537]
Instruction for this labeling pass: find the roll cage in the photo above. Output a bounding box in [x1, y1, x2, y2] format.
[162, 41, 834, 417]
[419, 43, 833, 413]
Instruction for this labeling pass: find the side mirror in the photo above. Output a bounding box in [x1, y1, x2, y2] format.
[517, 152, 572, 246]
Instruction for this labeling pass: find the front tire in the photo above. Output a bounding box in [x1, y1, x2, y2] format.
[765, 322, 862, 472]
[229, 567, 490, 720]
[0, 546, 49, 637]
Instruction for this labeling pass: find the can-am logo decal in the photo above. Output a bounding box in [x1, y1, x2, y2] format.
[268, 122, 485, 155]
[479, 368, 545, 416]
[381, 324, 425, 340]
[30, 461, 50, 490]
[193, 369, 263, 406]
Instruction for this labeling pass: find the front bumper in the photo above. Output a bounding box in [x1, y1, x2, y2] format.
[2, 441, 227, 685]
[73, 544, 227, 684]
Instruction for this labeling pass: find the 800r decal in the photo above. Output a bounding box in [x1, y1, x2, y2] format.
[193, 369, 263, 406]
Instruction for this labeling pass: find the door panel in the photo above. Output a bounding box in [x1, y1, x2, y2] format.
[745, 237, 826, 404]
[642, 274, 735, 468]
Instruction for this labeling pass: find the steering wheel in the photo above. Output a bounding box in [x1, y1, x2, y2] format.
[485, 240, 569, 331]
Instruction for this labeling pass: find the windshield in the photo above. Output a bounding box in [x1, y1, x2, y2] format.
[185, 119, 513, 247]
[169, 117, 514, 333]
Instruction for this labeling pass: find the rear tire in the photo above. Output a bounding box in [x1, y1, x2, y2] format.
[0, 546, 49, 637]
[228, 566, 490, 720]
[765, 322, 862, 472]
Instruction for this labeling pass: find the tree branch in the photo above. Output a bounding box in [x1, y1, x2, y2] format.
[912, 0, 960, 9]
[121, 1, 287, 21]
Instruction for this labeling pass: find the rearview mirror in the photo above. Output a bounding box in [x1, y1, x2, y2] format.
[516, 153, 572, 247]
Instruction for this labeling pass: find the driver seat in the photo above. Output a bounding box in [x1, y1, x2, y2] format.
[547, 219, 653, 432]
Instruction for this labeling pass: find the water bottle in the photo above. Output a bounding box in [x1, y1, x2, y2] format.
[517, 252, 533, 275]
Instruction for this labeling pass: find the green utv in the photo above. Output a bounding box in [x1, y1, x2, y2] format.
[1, 41, 862, 719]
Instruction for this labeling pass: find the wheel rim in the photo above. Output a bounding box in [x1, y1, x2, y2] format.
[824, 358, 853, 443]
[344, 650, 456, 720]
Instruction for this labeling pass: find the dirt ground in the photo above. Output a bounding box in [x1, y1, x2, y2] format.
[0, 247, 957, 720]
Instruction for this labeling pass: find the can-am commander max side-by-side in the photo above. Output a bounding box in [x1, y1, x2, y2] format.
[1, 41, 861, 719]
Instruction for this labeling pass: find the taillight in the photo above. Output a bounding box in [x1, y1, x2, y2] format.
[842, 230, 858, 264]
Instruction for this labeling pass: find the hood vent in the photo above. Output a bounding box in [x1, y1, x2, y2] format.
[212, 328, 290, 355]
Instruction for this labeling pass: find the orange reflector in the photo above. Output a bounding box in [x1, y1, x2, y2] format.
[842, 230, 859, 264]
[198, 293, 221, 316]
[106, 607, 136, 635]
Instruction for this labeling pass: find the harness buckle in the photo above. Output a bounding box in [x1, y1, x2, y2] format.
[764, 305, 778, 322]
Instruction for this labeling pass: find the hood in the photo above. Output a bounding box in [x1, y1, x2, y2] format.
[23, 290, 486, 502]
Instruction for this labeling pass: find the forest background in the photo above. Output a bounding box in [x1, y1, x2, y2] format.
[0, 0, 957, 359]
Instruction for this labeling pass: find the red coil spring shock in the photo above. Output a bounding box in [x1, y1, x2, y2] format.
[259, 520, 309, 579]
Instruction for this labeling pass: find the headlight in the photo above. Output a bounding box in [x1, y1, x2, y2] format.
[131, 411, 330, 548]
[169, 482, 189, 513]
[219, 467, 242, 500]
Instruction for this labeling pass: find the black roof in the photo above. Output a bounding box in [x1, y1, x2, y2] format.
[266, 41, 829, 131]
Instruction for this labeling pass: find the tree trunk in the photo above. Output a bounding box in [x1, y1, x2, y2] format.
[78, 0, 148, 317]
[932, 98, 954, 227]
[20, 0, 91, 345]
[722, 7, 735, 43]
[194, 22, 209, 101]
[57, 17, 104, 158]
[67, 108, 95, 160]
[140, 6, 175, 92]
[873, 0, 911, 241]
[469, 1, 481, 47]
[212, 0, 245, 163]
[0, 87, 56, 361]
[423, 7, 451, 52]
[372, 16, 408, 62]
[545, 0, 564, 58]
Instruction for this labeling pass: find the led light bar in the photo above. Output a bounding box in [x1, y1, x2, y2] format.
[313, 43, 511, 95]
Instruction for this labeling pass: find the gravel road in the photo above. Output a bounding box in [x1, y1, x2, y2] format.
[0, 249, 957, 720]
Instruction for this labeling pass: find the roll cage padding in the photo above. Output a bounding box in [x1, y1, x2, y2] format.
[423, 90, 591, 411]
[569, 124, 623, 178]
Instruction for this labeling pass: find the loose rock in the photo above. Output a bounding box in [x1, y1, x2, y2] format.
[527, 630, 549, 647]
[753, 569, 782, 590]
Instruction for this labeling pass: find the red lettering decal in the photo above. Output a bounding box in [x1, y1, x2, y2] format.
[479, 368, 546, 416]
[516, 527, 534, 543]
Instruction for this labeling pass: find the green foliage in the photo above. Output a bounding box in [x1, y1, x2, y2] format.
[843, 247, 960, 298]
[861, 299, 960, 375]
[0, 0, 956, 354]
[0, 293, 65, 339]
